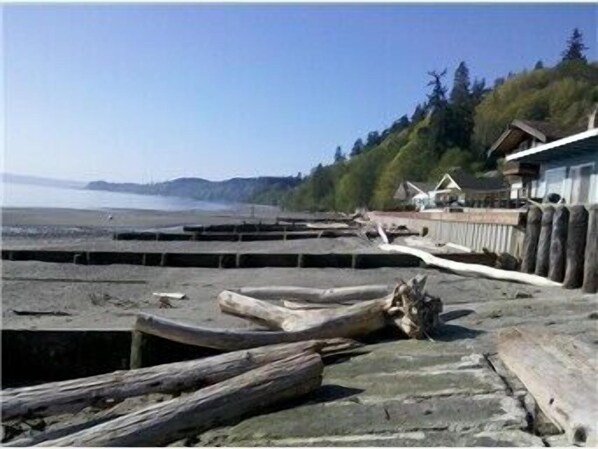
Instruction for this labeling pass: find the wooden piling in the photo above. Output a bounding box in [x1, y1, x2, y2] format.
[534, 206, 554, 277]
[548, 205, 569, 283]
[521, 206, 542, 274]
[582, 205, 598, 294]
[130, 330, 146, 369]
[563, 205, 589, 289]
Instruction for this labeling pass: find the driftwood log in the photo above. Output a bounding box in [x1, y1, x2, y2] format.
[379, 243, 561, 287]
[521, 206, 543, 273]
[563, 205, 589, 289]
[3, 340, 341, 420]
[582, 205, 598, 294]
[534, 206, 554, 277]
[220, 277, 442, 339]
[498, 328, 597, 446]
[134, 313, 362, 351]
[232, 285, 392, 303]
[548, 205, 569, 283]
[37, 353, 324, 447]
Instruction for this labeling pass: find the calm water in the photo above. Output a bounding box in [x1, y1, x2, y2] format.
[1, 182, 232, 212]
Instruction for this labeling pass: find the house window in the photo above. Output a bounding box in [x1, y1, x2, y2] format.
[570, 163, 594, 204]
[543, 167, 566, 199]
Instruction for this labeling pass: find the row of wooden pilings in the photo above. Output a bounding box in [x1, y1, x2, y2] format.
[521, 204, 597, 293]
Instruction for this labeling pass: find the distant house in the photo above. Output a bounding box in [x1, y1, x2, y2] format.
[432, 168, 507, 205]
[393, 181, 435, 208]
[489, 112, 598, 204]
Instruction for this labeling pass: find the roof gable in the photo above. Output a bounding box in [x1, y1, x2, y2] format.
[435, 169, 506, 192]
[489, 120, 568, 156]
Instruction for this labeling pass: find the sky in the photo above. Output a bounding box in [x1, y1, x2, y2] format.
[3, 4, 597, 183]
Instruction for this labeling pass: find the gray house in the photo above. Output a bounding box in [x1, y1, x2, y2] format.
[490, 113, 598, 204]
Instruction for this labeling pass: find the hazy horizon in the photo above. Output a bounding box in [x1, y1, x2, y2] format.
[4, 4, 597, 183]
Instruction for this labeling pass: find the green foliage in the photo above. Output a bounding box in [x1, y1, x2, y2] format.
[428, 147, 473, 181]
[473, 61, 598, 151]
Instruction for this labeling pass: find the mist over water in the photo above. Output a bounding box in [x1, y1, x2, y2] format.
[1, 181, 232, 212]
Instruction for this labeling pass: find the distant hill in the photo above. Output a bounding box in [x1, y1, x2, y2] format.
[1, 173, 86, 189]
[86, 176, 302, 205]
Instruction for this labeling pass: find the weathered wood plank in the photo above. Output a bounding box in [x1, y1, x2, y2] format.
[498, 328, 597, 446]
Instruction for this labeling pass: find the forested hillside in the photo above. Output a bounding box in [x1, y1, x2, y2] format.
[281, 29, 597, 212]
[87, 175, 301, 204]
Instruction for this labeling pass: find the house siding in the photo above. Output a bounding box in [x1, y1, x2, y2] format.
[531, 151, 598, 204]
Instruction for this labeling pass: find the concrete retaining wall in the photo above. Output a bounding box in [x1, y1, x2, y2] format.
[2, 249, 495, 269]
[2, 329, 219, 387]
[369, 211, 525, 255]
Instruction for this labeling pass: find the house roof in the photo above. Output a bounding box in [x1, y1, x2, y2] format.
[506, 128, 598, 163]
[435, 168, 507, 192]
[393, 180, 435, 200]
[406, 181, 435, 194]
[489, 119, 569, 156]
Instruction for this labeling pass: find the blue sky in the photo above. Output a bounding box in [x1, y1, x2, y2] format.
[3, 4, 597, 183]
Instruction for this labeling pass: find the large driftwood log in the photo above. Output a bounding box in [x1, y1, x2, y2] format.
[534, 206, 554, 277]
[548, 205, 569, 282]
[563, 205, 589, 289]
[134, 313, 361, 351]
[521, 206, 543, 273]
[220, 277, 442, 339]
[582, 205, 598, 294]
[219, 290, 391, 333]
[498, 328, 597, 446]
[232, 285, 392, 303]
[2, 340, 340, 420]
[37, 353, 323, 447]
[379, 243, 561, 287]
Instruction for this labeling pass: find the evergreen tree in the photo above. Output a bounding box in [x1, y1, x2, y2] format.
[366, 131, 381, 147]
[390, 115, 410, 133]
[471, 78, 488, 105]
[334, 146, 345, 163]
[449, 62, 471, 105]
[350, 138, 364, 157]
[411, 103, 428, 123]
[534, 60, 544, 70]
[561, 28, 588, 62]
[426, 69, 448, 112]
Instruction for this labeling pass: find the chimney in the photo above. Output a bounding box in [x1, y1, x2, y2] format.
[588, 104, 598, 130]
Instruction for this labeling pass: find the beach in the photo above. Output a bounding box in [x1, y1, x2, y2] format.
[3, 205, 597, 447]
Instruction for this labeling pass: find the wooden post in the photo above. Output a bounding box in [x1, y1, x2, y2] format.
[548, 205, 569, 283]
[563, 205, 589, 289]
[521, 206, 542, 274]
[130, 330, 146, 369]
[582, 205, 598, 294]
[534, 206, 554, 277]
